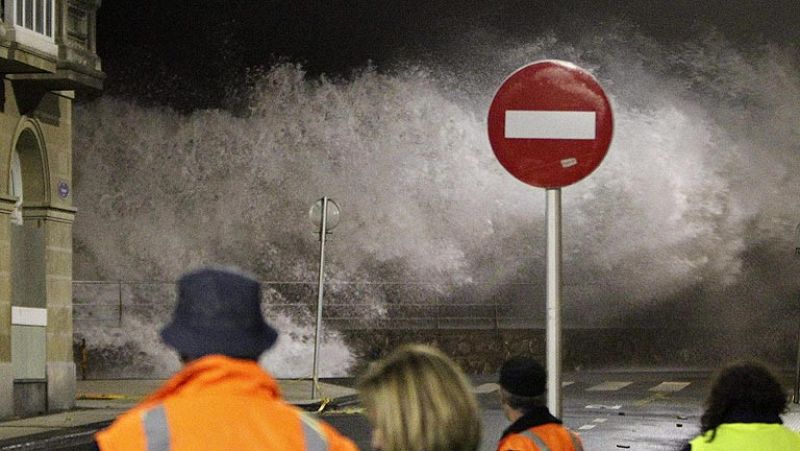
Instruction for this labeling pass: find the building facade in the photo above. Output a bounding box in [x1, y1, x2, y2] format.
[0, 0, 102, 418]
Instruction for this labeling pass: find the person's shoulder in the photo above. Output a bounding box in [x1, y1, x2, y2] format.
[301, 413, 358, 451]
[101, 405, 147, 432]
[497, 432, 534, 451]
[784, 425, 800, 441]
[94, 406, 151, 450]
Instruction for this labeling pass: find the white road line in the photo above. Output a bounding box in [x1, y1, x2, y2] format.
[592, 418, 607, 423]
[649, 382, 691, 393]
[585, 404, 622, 410]
[474, 380, 574, 394]
[586, 381, 633, 391]
[473, 383, 499, 394]
[505, 110, 596, 139]
[577, 424, 596, 430]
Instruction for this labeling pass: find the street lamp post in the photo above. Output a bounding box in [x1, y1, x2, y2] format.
[308, 197, 340, 399]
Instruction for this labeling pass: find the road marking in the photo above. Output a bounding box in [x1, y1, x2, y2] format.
[587, 381, 633, 391]
[474, 380, 573, 394]
[578, 424, 596, 430]
[585, 404, 622, 410]
[633, 392, 669, 407]
[593, 418, 607, 423]
[505, 111, 596, 139]
[473, 383, 499, 394]
[649, 382, 691, 393]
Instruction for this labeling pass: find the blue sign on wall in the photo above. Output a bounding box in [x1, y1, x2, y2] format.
[57, 181, 69, 199]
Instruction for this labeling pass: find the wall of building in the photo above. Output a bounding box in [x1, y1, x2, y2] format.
[0, 80, 76, 418]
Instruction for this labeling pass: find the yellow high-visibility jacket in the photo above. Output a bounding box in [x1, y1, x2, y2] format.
[689, 423, 800, 451]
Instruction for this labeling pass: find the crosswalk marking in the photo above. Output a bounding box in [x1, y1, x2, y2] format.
[473, 383, 499, 394]
[577, 418, 608, 432]
[586, 381, 633, 391]
[585, 404, 622, 410]
[562, 381, 575, 387]
[649, 382, 691, 393]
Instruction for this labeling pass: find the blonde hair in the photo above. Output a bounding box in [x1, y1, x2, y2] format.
[357, 344, 481, 451]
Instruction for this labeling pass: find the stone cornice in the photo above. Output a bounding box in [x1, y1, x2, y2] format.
[22, 205, 77, 223]
[0, 195, 17, 214]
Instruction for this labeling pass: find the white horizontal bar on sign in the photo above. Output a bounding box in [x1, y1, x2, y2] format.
[11, 306, 47, 326]
[505, 110, 596, 140]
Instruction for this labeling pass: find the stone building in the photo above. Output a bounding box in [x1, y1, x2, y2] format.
[0, 0, 102, 418]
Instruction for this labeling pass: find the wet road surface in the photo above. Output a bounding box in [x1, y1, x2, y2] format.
[13, 370, 799, 450]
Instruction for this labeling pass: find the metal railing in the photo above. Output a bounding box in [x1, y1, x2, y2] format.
[72, 280, 543, 330]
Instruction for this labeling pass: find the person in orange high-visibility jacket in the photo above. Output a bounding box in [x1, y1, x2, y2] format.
[496, 356, 583, 451]
[94, 266, 358, 451]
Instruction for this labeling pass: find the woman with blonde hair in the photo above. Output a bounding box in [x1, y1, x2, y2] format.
[357, 344, 482, 451]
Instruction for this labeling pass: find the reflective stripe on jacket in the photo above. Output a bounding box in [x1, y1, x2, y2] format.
[497, 423, 583, 451]
[95, 355, 357, 451]
[689, 423, 800, 451]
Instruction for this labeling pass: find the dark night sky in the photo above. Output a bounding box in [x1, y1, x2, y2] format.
[95, 1, 799, 111]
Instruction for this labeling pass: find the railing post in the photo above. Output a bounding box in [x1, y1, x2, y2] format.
[118, 281, 123, 327]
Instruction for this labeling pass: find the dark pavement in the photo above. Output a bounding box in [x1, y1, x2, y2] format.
[4, 370, 800, 450]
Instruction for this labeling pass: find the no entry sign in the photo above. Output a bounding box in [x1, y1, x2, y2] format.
[488, 60, 613, 188]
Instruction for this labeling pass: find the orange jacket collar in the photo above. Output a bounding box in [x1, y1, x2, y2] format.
[140, 355, 282, 407]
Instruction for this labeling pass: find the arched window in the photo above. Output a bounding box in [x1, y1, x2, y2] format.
[9, 148, 23, 226]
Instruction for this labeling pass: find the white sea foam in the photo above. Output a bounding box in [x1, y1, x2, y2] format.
[72, 28, 800, 374]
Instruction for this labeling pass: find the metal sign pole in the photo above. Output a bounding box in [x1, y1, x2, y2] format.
[487, 60, 610, 417]
[794, 317, 800, 403]
[546, 188, 562, 417]
[311, 197, 328, 399]
[794, 224, 800, 403]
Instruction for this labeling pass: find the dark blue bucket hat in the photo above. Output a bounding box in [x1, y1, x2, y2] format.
[160, 266, 278, 360]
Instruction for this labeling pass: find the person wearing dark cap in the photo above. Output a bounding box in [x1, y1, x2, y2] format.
[94, 266, 358, 451]
[497, 356, 583, 451]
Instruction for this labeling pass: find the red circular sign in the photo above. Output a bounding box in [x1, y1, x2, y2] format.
[488, 60, 613, 188]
